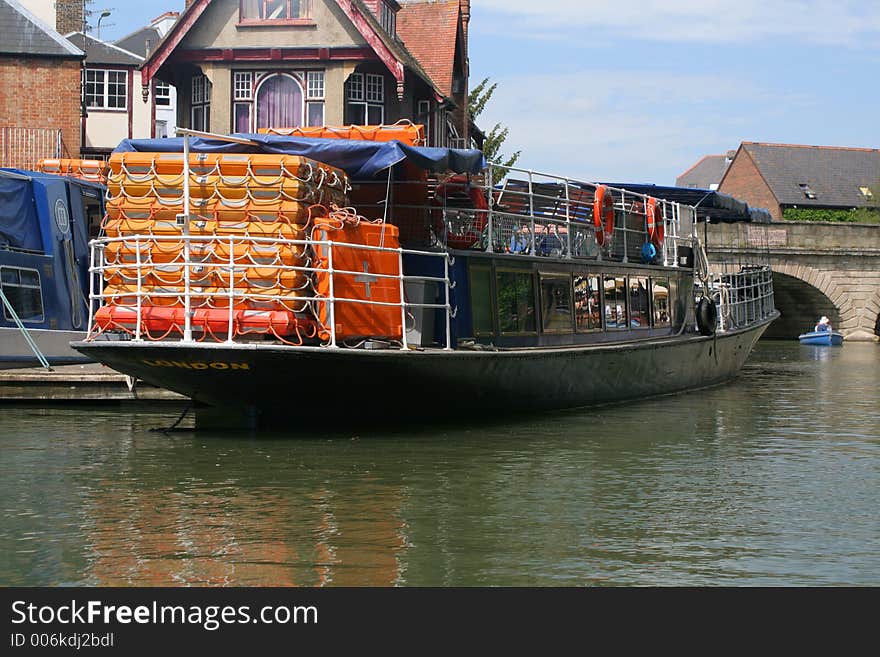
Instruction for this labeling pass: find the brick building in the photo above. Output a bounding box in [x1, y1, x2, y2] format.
[142, 0, 473, 147]
[717, 142, 880, 220]
[0, 0, 84, 168]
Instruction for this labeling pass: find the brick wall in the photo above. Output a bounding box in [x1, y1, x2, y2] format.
[718, 148, 782, 219]
[0, 56, 82, 165]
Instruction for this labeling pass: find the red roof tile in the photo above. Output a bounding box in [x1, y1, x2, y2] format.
[397, 0, 460, 97]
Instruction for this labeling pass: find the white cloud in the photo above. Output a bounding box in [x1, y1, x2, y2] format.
[475, 70, 812, 184]
[474, 1, 880, 46]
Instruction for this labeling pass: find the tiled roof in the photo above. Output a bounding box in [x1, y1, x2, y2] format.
[66, 32, 143, 66]
[739, 142, 880, 208]
[348, 0, 443, 98]
[675, 154, 730, 189]
[114, 26, 162, 59]
[397, 0, 460, 97]
[0, 0, 83, 57]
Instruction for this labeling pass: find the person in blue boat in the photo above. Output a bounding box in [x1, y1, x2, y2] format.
[814, 316, 832, 332]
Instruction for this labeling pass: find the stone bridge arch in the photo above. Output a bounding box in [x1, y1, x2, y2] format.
[706, 221, 880, 341]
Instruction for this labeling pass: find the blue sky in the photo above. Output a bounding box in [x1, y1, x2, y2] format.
[103, 1, 880, 185]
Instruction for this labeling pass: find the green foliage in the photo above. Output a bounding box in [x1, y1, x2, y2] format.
[782, 207, 880, 224]
[468, 77, 521, 171]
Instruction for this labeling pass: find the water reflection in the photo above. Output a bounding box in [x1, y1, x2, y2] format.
[1, 342, 878, 586]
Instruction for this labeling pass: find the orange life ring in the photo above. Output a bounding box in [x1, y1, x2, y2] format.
[433, 174, 488, 249]
[593, 185, 615, 247]
[646, 196, 664, 248]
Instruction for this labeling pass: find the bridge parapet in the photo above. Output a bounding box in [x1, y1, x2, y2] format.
[705, 221, 880, 341]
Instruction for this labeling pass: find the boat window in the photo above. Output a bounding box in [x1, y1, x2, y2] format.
[603, 275, 628, 329]
[497, 269, 536, 334]
[628, 276, 650, 329]
[539, 273, 573, 333]
[1, 266, 44, 323]
[652, 277, 671, 328]
[469, 265, 494, 336]
[574, 273, 602, 332]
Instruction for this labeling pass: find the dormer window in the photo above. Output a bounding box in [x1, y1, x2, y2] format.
[798, 183, 817, 200]
[380, 1, 396, 36]
[240, 0, 313, 23]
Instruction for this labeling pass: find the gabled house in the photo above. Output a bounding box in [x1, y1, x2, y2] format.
[65, 32, 149, 158]
[717, 142, 880, 220]
[141, 0, 472, 147]
[397, 0, 469, 146]
[0, 0, 84, 167]
[675, 150, 735, 190]
[115, 12, 181, 139]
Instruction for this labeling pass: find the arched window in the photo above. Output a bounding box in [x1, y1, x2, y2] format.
[256, 74, 303, 129]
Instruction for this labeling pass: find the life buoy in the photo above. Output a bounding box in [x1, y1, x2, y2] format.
[593, 185, 615, 247]
[646, 196, 665, 249]
[433, 174, 488, 249]
[696, 297, 717, 336]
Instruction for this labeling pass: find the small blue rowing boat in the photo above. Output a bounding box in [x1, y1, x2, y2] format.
[798, 330, 843, 346]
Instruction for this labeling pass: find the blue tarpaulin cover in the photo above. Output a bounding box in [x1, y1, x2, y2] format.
[114, 134, 486, 180]
[0, 171, 41, 251]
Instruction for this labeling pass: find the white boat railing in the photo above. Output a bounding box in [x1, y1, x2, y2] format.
[703, 265, 776, 332]
[429, 162, 693, 266]
[86, 233, 453, 350]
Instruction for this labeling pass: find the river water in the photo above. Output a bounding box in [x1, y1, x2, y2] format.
[1, 341, 878, 587]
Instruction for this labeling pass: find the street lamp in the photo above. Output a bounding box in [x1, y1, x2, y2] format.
[96, 11, 111, 40]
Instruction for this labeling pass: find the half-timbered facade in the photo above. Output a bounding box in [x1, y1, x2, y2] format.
[141, 0, 472, 146]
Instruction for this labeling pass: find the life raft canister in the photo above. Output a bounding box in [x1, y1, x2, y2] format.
[646, 196, 665, 249]
[434, 174, 488, 249]
[593, 185, 615, 247]
[696, 297, 718, 336]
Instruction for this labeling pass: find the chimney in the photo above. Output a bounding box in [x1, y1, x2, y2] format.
[55, 0, 85, 35]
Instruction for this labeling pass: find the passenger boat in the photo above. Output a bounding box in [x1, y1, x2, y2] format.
[798, 330, 843, 346]
[0, 167, 104, 369]
[72, 128, 778, 428]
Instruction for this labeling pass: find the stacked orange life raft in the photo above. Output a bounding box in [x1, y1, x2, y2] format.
[95, 150, 404, 343]
[258, 121, 426, 147]
[36, 158, 108, 184]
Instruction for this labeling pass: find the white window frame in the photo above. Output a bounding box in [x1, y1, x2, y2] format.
[348, 73, 384, 125]
[155, 81, 171, 107]
[85, 68, 128, 110]
[234, 72, 253, 100]
[239, 0, 313, 22]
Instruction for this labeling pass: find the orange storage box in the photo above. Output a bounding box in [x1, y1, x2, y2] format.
[313, 221, 402, 340]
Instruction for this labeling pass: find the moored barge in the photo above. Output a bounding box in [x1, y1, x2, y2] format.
[73, 127, 778, 428]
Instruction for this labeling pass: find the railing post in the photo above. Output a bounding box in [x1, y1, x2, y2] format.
[226, 235, 235, 343]
[528, 170, 535, 255]
[485, 164, 494, 253]
[181, 134, 193, 342]
[87, 240, 96, 337]
[620, 190, 628, 263]
[398, 248, 408, 349]
[135, 235, 142, 341]
[327, 242, 337, 348]
[564, 180, 572, 259]
[444, 254, 452, 350]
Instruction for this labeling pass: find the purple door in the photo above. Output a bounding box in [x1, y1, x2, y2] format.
[256, 74, 302, 129]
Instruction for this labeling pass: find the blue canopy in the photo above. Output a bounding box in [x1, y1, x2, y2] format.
[114, 133, 486, 180]
[0, 170, 42, 251]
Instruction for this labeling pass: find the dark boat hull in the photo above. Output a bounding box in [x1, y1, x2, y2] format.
[73, 313, 776, 428]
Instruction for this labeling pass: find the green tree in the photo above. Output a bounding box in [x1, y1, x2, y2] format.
[469, 78, 520, 172]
